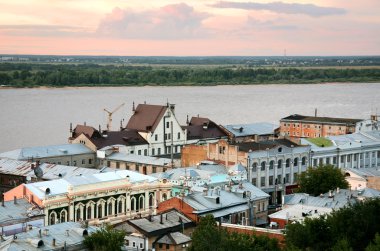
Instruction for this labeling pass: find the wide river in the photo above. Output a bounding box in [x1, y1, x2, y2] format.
[0, 83, 379, 152]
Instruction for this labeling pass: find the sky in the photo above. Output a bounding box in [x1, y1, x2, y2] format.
[0, 0, 379, 56]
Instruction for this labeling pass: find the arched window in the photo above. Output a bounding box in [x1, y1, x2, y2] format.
[139, 196, 144, 210]
[294, 158, 299, 166]
[49, 212, 56, 225]
[286, 159, 291, 168]
[118, 200, 123, 213]
[252, 163, 258, 172]
[261, 161, 266, 171]
[149, 194, 154, 208]
[98, 204, 102, 218]
[302, 157, 307, 166]
[87, 206, 92, 220]
[60, 211, 66, 223]
[76, 208, 81, 221]
[278, 160, 282, 169]
[269, 161, 274, 170]
[108, 202, 113, 215]
[131, 197, 136, 211]
[162, 193, 167, 201]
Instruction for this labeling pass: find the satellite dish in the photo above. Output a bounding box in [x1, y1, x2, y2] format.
[34, 166, 44, 179]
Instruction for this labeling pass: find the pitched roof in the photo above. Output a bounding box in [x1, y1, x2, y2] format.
[281, 114, 363, 125]
[156, 232, 191, 245]
[72, 125, 101, 138]
[89, 129, 148, 148]
[183, 117, 228, 140]
[126, 104, 168, 132]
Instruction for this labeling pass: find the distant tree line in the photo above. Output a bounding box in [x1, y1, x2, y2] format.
[0, 63, 380, 87]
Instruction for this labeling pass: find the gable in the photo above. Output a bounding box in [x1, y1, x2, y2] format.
[126, 104, 167, 132]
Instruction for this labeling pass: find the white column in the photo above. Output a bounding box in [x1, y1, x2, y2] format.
[369, 151, 372, 167]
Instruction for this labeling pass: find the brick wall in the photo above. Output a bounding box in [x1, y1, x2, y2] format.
[157, 197, 198, 222]
[181, 145, 207, 167]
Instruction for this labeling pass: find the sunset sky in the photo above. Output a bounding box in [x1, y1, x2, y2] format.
[0, 0, 379, 56]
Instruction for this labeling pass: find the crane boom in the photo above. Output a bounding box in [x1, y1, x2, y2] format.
[104, 103, 125, 131]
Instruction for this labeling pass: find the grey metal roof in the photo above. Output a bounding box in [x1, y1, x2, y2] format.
[0, 198, 43, 226]
[183, 190, 246, 214]
[209, 204, 249, 218]
[231, 182, 270, 200]
[284, 190, 357, 209]
[156, 231, 191, 245]
[24, 169, 158, 200]
[223, 122, 277, 137]
[105, 152, 172, 166]
[0, 158, 112, 180]
[345, 168, 380, 178]
[6, 222, 98, 251]
[0, 144, 94, 160]
[127, 209, 192, 234]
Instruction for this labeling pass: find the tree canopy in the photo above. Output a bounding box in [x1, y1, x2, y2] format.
[297, 165, 349, 196]
[189, 214, 280, 251]
[83, 225, 126, 251]
[285, 198, 380, 251]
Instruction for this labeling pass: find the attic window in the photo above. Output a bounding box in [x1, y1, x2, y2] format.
[278, 147, 282, 153]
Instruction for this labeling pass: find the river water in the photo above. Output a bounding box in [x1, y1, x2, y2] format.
[0, 83, 379, 152]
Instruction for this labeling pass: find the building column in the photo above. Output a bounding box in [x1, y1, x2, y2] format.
[145, 190, 149, 211]
[69, 203, 74, 222]
[257, 159, 261, 188]
[363, 152, 366, 168]
[265, 162, 270, 187]
[358, 153, 361, 168]
[344, 155, 348, 168]
[126, 194, 131, 213]
[369, 151, 373, 167]
[290, 160, 294, 184]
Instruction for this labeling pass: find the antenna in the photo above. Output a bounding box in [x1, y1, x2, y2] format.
[104, 103, 125, 131]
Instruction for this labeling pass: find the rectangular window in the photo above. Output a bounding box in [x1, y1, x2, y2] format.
[166, 121, 169, 128]
[333, 157, 337, 164]
[73, 160, 77, 166]
[107, 161, 110, 167]
[140, 243, 143, 249]
[326, 158, 330, 165]
[286, 174, 290, 183]
[138, 150, 141, 155]
[166, 244, 170, 249]
[269, 176, 273, 186]
[313, 159, 317, 167]
[152, 148, 155, 155]
[144, 149, 147, 156]
[158, 148, 161, 155]
[58, 162, 61, 165]
[260, 177, 265, 187]
[89, 159, 92, 164]
[354, 155, 357, 161]
[341, 155, 344, 162]
[252, 178, 257, 186]
[67, 161, 70, 166]
[178, 132, 180, 140]
[116, 162, 120, 169]
[155, 134, 158, 141]
[82, 159, 85, 164]
[277, 175, 282, 184]
[347, 155, 351, 162]
[152, 166, 157, 173]
[133, 242, 136, 247]
[126, 165, 129, 170]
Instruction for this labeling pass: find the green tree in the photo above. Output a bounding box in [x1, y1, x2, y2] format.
[366, 233, 380, 251]
[83, 225, 125, 251]
[189, 214, 223, 251]
[298, 165, 348, 196]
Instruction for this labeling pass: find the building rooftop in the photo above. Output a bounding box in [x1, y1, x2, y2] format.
[231, 182, 270, 201]
[24, 169, 158, 200]
[223, 122, 277, 137]
[236, 138, 300, 152]
[127, 209, 193, 237]
[0, 198, 43, 227]
[156, 232, 191, 245]
[183, 116, 227, 140]
[126, 104, 168, 133]
[3, 222, 97, 251]
[104, 152, 172, 166]
[0, 144, 94, 160]
[0, 158, 113, 180]
[269, 204, 332, 223]
[345, 168, 380, 178]
[281, 114, 363, 125]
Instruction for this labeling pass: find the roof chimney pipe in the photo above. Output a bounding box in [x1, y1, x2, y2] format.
[14, 196, 17, 204]
[1, 194, 4, 207]
[160, 214, 163, 224]
[315, 108, 317, 117]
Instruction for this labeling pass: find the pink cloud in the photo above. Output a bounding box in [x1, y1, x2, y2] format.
[96, 3, 210, 39]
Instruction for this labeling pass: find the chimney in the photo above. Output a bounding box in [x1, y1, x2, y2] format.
[160, 214, 163, 224]
[315, 108, 318, 117]
[14, 196, 17, 204]
[120, 120, 123, 131]
[186, 115, 189, 125]
[1, 194, 4, 207]
[132, 101, 135, 112]
[52, 238, 56, 247]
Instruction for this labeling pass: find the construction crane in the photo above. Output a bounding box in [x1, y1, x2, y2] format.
[104, 103, 125, 131]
